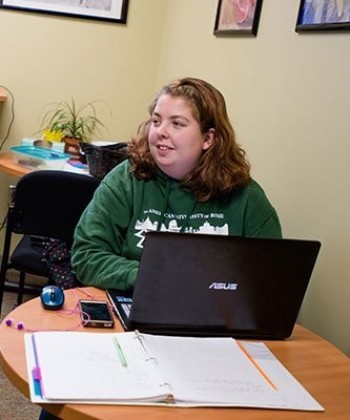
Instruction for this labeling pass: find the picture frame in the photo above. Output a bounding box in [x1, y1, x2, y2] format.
[214, 0, 263, 37]
[296, 0, 350, 32]
[0, 0, 128, 24]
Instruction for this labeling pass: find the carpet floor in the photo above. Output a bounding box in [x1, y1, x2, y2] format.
[0, 291, 41, 420]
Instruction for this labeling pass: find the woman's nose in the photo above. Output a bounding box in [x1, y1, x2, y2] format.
[157, 122, 169, 138]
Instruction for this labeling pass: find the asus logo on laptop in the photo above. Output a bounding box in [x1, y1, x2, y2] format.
[209, 282, 238, 291]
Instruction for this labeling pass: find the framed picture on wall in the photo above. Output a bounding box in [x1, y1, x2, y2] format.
[0, 0, 128, 23]
[296, 0, 350, 32]
[214, 0, 263, 36]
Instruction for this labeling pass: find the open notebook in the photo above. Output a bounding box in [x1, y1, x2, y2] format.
[24, 331, 324, 411]
[107, 232, 321, 339]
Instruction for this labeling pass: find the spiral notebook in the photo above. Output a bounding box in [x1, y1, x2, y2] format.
[107, 232, 321, 339]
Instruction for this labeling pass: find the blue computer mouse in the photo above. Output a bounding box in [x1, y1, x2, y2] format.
[40, 285, 65, 310]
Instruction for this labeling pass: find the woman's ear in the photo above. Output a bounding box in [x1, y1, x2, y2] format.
[203, 128, 215, 150]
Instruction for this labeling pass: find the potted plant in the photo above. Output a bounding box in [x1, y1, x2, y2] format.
[39, 99, 106, 156]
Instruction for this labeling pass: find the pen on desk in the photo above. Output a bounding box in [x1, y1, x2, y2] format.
[31, 335, 43, 398]
[237, 340, 278, 391]
[113, 336, 128, 368]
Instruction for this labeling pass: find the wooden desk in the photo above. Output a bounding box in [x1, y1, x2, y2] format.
[0, 152, 31, 177]
[0, 152, 89, 178]
[1, 287, 350, 419]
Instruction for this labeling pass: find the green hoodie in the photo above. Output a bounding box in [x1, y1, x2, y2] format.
[71, 160, 282, 290]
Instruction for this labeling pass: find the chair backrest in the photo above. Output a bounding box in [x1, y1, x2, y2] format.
[11, 170, 100, 246]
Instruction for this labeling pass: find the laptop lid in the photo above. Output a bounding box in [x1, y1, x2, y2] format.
[109, 232, 321, 339]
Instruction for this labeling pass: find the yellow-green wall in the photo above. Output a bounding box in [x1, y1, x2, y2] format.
[0, 0, 349, 355]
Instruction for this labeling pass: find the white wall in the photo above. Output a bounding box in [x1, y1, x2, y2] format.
[156, 0, 350, 355]
[0, 1, 167, 141]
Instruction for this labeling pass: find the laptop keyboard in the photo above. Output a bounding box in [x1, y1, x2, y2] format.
[121, 302, 132, 318]
[116, 296, 133, 319]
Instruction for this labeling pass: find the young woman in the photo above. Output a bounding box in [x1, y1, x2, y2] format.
[71, 77, 282, 290]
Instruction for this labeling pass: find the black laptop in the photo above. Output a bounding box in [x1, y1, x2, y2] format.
[106, 232, 321, 339]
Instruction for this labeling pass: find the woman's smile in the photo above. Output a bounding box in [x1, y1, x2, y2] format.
[157, 144, 174, 151]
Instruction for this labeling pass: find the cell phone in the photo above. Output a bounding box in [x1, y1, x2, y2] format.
[79, 300, 114, 328]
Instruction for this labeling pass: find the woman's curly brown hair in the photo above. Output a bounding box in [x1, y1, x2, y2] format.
[128, 77, 251, 202]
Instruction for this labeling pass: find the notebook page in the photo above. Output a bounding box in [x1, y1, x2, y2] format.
[28, 331, 170, 402]
[142, 334, 324, 410]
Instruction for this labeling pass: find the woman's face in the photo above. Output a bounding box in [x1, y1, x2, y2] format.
[148, 94, 213, 181]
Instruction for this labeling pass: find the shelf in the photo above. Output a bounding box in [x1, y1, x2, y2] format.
[0, 87, 8, 103]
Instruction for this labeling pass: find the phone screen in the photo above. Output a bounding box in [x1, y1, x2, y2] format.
[79, 300, 114, 327]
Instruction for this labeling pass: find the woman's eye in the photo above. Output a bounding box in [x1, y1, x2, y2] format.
[151, 118, 160, 126]
[173, 121, 185, 128]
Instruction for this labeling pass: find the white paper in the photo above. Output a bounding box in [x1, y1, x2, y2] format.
[24, 331, 324, 411]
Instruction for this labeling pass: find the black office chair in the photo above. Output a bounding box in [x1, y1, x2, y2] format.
[0, 170, 100, 314]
